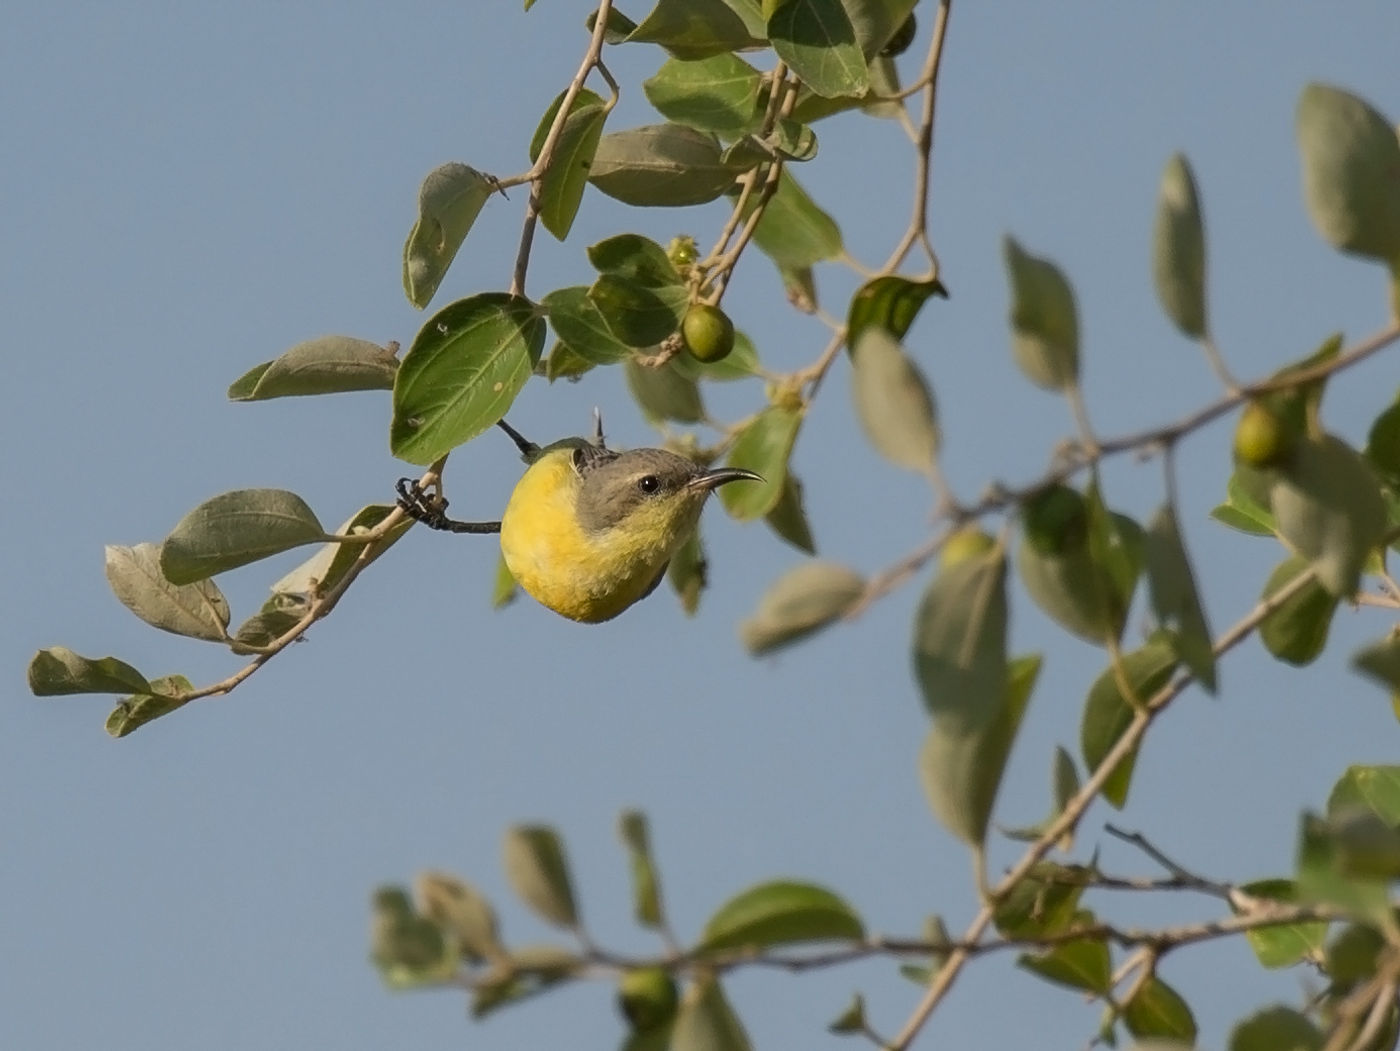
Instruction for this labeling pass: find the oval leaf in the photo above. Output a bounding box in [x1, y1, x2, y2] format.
[618, 810, 666, 929]
[529, 88, 609, 241]
[1003, 236, 1079, 391]
[390, 293, 546, 465]
[414, 871, 503, 964]
[697, 880, 864, 954]
[271, 503, 410, 602]
[850, 327, 939, 474]
[1260, 555, 1339, 666]
[544, 285, 635, 364]
[1153, 152, 1208, 338]
[403, 163, 496, 309]
[769, 0, 869, 100]
[739, 561, 864, 656]
[740, 170, 843, 269]
[1296, 83, 1400, 264]
[1124, 975, 1197, 1044]
[624, 359, 705, 424]
[228, 335, 398, 401]
[1017, 938, 1112, 995]
[160, 488, 328, 584]
[586, 233, 681, 287]
[912, 545, 1008, 730]
[502, 825, 578, 930]
[105, 674, 194, 738]
[847, 274, 948, 346]
[720, 404, 803, 520]
[1144, 503, 1216, 691]
[671, 976, 753, 1051]
[643, 53, 764, 138]
[589, 275, 688, 346]
[1080, 637, 1178, 808]
[1235, 878, 1327, 969]
[625, 0, 766, 59]
[763, 473, 817, 554]
[28, 646, 151, 696]
[1229, 1006, 1322, 1051]
[589, 124, 737, 207]
[105, 542, 231, 642]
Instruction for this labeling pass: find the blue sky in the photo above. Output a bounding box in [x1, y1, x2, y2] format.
[6, 3, 1400, 1048]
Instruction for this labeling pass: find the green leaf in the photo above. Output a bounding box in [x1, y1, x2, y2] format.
[227, 335, 398, 401]
[1081, 637, 1178, 808]
[587, 233, 682, 287]
[104, 675, 195, 738]
[840, 0, 919, 59]
[28, 646, 151, 696]
[1229, 1006, 1323, 1051]
[541, 340, 595, 383]
[911, 545, 1008, 730]
[270, 504, 409, 604]
[763, 473, 817, 554]
[1296, 812, 1393, 929]
[370, 887, 457, 988]
[1271, 434, 1388, 597]
[618, 810, 666, 928]
[414, 871, 504, 964]
[1354, 638, 1400, 692]
[624, 359, 705, 424]
[720, 404, 803, 519]
[529, 88, 609, 241]
[1017, 937, 1112, 995]
[1002, 745, 1081, 849]
[1003, 236, 1079, 391]
[228, 598, 305, 653]
[1296, 83, 1400, 264]
[643, 54, 764, 138]
[768, 117, 819, 161]
[920, 654, 1040, 847]
[846, 274, 948, 346]
[828, 993, 866, 1035]
[769, 0, 869, 100]
[589, 7, 640, 43]
[667, 528, 707, 616]
[502, 825, 578, 930]
[390, 293, 546, 465]
[739, 170, 843, 269]
[993, 863, 1090, 937]
[671, 976, 753, 1051]
[492, 553, 518, 608]
[1259, 555, 1339, 666]
[589, 275, 688, 346]
[1236, 878, 1327, 969]
[403, 163, 496, 309]
[849, 328, 940, 474]
[1124, 976, 1197, 1044]
[160, 488, 328, 584]
[1152, 152, 1208, 339]
[739, 561, 865, 656]
[626, 0, 766, 59]
[670, 328, 762, 382]
[543, 285, 635, 364]
[1327, 922, 1385, 987]
[589, 124, 737, 207]
[1211, 468, 1277, 536]
[697, 880, 864, 954]
[1366, 395, 1400, 483]
[470, 944, 582, 1018]
[1144, 503, 1216, 691]
[104, 543, 231, 642]
[1329, 765, 1400, 825]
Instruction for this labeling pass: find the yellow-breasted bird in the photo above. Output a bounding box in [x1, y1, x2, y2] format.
[396, 420, 761, 623]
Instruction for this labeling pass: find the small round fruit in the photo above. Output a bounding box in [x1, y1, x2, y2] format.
[940, 527, 996, 570]
[1022, 484, 1089, 556]
[881, 13, 917, 56]
[666, 235, 698, 272]
[681, 304, 735, 363]
[1234, 400, 1294, 467]
[617, 968, 679, 1032]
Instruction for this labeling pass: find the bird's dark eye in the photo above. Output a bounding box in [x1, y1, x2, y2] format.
[637, 475, 661, 494]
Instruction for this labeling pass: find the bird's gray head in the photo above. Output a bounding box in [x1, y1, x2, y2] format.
[570, 445, 761, 533]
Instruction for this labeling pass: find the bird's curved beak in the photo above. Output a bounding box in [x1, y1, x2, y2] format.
[687, 467, 764, 492]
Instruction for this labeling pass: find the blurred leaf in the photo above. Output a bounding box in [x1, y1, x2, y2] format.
[740, 561, 864, 656]
[1018, 937, 1112, 994]
[414, 871, 504, 964]
[1124, 976, 1197, 1044]
[618, 967, 680, 1034]
[994, 862, 1090, 937]
[769, 0, 868, 99]
[1328, 766, 1400, 825]
[624, 359, 705, 424]
[911, 545, 1008, 729]
[160, 488, 328, 584]
[502, 825, 579, 930]
[840, 0, 919, 59]
[697, 880, 863, 954]
[1081, 636, 1178, 808]
[846, 274, 947, 346]
[671, 328, 762, 382]
[470, 944, 582, 1018]
[920, 655, 1040, 847]
[1152, 152, 1208, 338]
[529, 88, 610, 240]
[1271, 434, 1387, 597]
[492, 554, 518, 608]
[1236, 878, 1327, 969]
[764, 473, 817, 554]
[1355, 638, 1400, 692]
[1327, 922, 1384, 987]
[403, 163, 496, 309]
[849, 327, 940, 474]
[1002, 745, 1080, 850]
[370, 886, 457, 987]
[544, 286, 636, 364]
[1144, 503, 1216, 691]
[1211, 468, 1277, 536]
[720, 404, 803, 519]
[105, 542, 230, 642]
[618, 810, 666, 928]
[667, 529, 707, 616]
[740, 170, 843, 269]
[591, 276, 689, 347]
[626, 0, 766, 59]
[590, 124, 737, 206]
[29, 646, 151, 696]
[1260, 555, 1338, 666]
[1004, 236, 1079, 391]
[1296, 83, 1400, 264]
[228, 335, 398, 400]
[828, 993, 866, 1035]
[1366, 395, 1400, 483]
[643, 53, 764, 137]
[671, 976, 752, 1051]
[1229, 1006, 1323, 1051]
[1296, 812, 1393, 929]
[105, 675, 194, 738]
[390, 293, 546, 465]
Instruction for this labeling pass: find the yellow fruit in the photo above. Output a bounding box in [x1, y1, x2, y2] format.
[1234, 400, 1295, 467]
[617, 968, 679, 1032]
[681, 304, 735, 363]
[939, 527, 996, 570]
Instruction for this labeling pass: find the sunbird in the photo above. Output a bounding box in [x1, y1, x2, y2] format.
[397, 420, 761, 623]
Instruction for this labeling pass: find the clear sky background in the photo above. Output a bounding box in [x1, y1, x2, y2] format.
[6, 3, 1400, 1049]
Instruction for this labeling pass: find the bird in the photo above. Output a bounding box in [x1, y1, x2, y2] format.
[396, 419, 762, 623]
